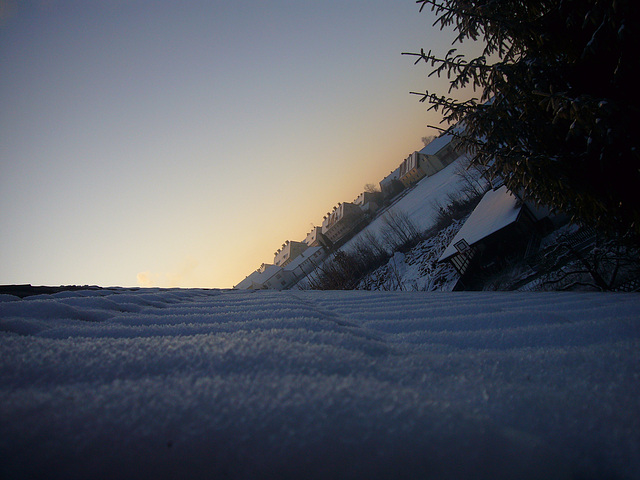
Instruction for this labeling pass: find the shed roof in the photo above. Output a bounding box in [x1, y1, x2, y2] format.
[439, 186, 522, 262]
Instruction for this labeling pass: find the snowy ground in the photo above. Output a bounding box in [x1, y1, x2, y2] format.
[1, 288, 639, 479]
[344, 158, 466, 251]
[357, 220, 463, 291]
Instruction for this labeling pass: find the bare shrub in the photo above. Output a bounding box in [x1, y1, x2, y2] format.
[428, 192, 482, 235]
[538, 230, 640, 291]
[307, 250, 372, 290]
[454, 157, 490, 200]
[351, 230, 388, 266]
[307, 238, 391, 291]
[380, 209, 422, 251]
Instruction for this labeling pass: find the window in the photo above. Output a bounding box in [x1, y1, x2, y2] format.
[454, 239, 470, 253]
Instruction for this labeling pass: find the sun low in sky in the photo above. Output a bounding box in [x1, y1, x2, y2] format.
[0, 1, 457, 288]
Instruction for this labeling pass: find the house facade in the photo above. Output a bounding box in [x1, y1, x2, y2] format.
[379, 167, 403, 199]
[354, 191, 382, 216]
[321, 202, 364, 245]
[399, 151, 428, 187]
[274, 240, 308, 267]
[304, 226, 328, 248]
[419, 134, 463, 177]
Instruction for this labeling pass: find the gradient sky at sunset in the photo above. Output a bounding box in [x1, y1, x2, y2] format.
[1, 1, 462, 288]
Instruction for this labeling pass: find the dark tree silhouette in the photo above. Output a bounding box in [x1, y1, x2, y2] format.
[405, 0, 640, 239]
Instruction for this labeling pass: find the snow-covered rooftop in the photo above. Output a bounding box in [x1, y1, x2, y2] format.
[419, 133, 454, 156]
[1, 288, 639, 479]
[440, 186, 523, 261]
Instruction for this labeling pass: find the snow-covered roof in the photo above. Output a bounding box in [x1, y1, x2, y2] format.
[439, 186, 523, 261]
[2, 288, 639, 479]
[419, 133, 454, 156]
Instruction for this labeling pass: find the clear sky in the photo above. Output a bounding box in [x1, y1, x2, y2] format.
[1, 1, 459, 288]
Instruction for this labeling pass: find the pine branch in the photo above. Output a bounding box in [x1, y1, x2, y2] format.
[403, 49, 491, 93]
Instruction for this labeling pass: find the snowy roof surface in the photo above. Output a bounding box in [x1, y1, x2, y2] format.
[1, 288, 639, 479]
[419, 133, 454, 155]
[440, 186, 523, 261]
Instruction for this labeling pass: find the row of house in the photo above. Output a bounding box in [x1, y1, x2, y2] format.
[380, 133, 462, 197]
[234, 132, 464, 290]
[309, 133, 464, 251]
[234, 247, 326, 290]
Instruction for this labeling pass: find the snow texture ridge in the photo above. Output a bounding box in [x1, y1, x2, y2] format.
[1, 288, 639, 479]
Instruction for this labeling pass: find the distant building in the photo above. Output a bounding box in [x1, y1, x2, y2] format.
[304, 226, 328, 248]
[321, 202, 364, 245]
[419, 134, 463, 176]
[379, 167, 404, 200]
[399, 151, 428, 187]
[274, 240, 308, 267]
[354, 191, 382, 216]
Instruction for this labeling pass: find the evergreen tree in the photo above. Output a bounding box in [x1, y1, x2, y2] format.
[406, 0, 640, 238]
